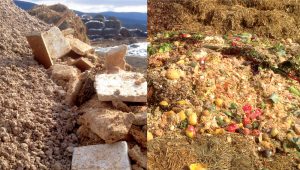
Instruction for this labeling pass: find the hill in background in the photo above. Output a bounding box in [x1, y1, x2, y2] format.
[14, 0, 147, 32]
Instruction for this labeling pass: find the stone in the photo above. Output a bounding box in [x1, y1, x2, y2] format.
[75, 72, 96, 106]
[131, 164, 143, 170]
[128, 145, 147, 169]
[62, 28, 75, 36]
[26, 26, 71, 68]
[65, 76, 83, 106]
[95, 71, 147, 102]
[49, 64, 82, 105]
[49, 64, 80, 88]
[67, 37, 94, 56]
[133, 112, 147, 126]
[129, 125, 147, 148]
[80, 109, 135, 143]
[72, 57, 94, 72]
[112, 99, 131, 112]
[72, 141, 131, 170]
[105, 45, 127, 73]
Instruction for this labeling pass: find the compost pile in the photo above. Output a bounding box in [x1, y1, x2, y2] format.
[0, 0, 79, 169]
[148, 0, 300, 42]
[147, 32, 300, 169]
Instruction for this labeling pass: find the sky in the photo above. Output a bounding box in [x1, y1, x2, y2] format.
[20, 0, 147, 13]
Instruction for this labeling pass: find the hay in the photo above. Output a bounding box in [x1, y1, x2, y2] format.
[148, 134, 261, 170]
[148, 0, 300, 41]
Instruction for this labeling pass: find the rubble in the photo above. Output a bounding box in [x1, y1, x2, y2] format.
[62, 28, 75, 36]
[112, 99, 132, 112]
[95, 71, 147, 102]
[79, 109, 135, 143]
[133, 112, 147, 126]
[49, 64, 79, 87]
[13, 3, 146, 169]
[128, 145, 147, 169]
[26, 26, 71, 68]
[72, 142, 131, 170]
[65, 76, 82, 106]
[75, 72, 96, 106]
[67, 37, 94, 56]
[28, 4, 90, 44]
[130, 125, 147, 148]
[71, 57, 95, 72]
[105, 45, 127, 73]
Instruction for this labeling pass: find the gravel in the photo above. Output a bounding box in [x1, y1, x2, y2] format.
[0, 0, 78, 169]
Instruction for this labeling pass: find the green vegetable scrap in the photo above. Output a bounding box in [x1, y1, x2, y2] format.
[289, 86, 300, 97]
[158, 43, 173, 53]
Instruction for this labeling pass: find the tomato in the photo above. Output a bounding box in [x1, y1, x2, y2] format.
[226, 123, 238, 132]
[243, 128, 251, 135]
[243, 117, 251, 126]
[242, 104, 252, 114]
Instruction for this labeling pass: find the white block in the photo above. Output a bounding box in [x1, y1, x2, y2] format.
[72, 141, 131, 170]
[95, 71, 147, 102]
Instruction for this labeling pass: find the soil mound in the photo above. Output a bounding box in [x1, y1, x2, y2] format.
[28, 4, 90, 44]
[0, 0, 78, 169]
[148, 0, 300, 42]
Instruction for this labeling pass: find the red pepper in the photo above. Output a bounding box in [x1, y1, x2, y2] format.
[226, 123, 238, 132]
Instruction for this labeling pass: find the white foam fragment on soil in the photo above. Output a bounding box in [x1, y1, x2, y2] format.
[95, 71, 147, 102]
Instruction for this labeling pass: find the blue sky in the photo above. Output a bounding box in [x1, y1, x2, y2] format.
[20, 0, 147, 12]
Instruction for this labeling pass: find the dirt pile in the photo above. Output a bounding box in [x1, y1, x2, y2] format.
[0, 0, 79, 169]
[28, 4, 90, 44]
[148, 0, 300, 41]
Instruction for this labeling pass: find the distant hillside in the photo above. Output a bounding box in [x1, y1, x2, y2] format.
[13, 0, 147, 31]
[14, 0, 36, 10]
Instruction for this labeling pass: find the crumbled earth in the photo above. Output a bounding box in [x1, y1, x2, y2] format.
[0, 0, 79, 169]
[148, 0, 300, 42]
[147, 32, 300, 169]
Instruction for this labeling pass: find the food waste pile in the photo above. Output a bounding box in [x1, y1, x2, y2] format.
[147, 32, 300, 170]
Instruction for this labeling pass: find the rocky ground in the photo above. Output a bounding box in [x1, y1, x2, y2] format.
[0, 0, 147, 169]
[0, 0, 77, 169]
